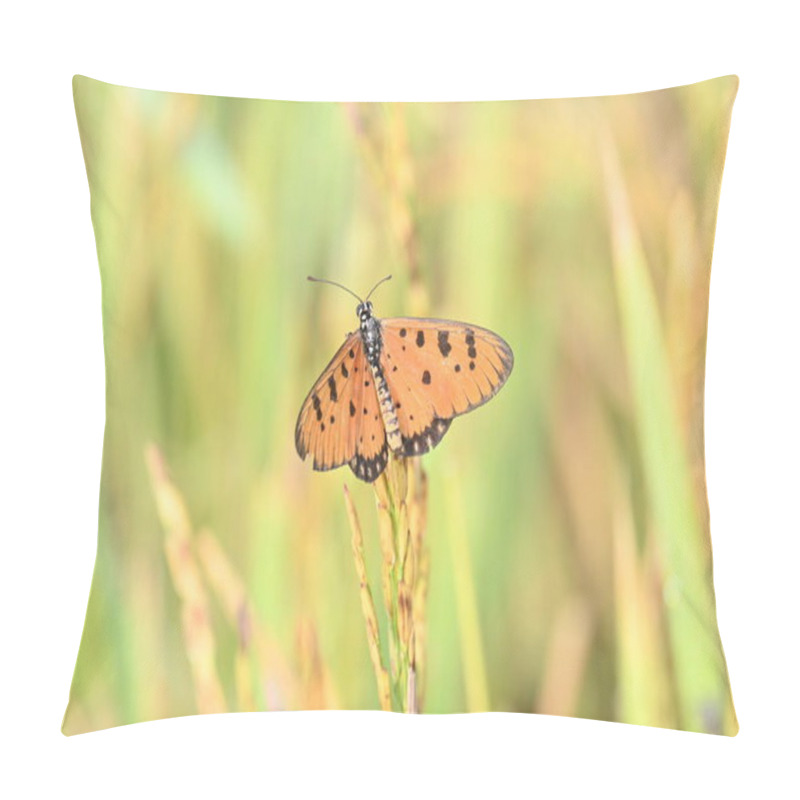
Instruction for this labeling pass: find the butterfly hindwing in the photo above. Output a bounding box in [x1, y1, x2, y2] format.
[379, 318, 513, 456]
[295, 332, 389, 482]
[348, 367, 389, 482]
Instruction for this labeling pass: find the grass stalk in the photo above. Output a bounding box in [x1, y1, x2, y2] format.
[144, 444, 226, 715]
[537, 597, 593, 718]
[343, 485, 393, 711]
[344, 455, 429, 712]
[613, 493, 675, 728]
[602, 131, 738, 734]
[195, 529, 257, 712]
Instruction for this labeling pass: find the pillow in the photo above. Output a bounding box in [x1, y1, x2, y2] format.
[64, 74, 738, 735]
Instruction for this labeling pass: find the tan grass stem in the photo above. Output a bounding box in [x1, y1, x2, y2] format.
[344, 484, 393, 711]
[344, 455, 429, 712]
[144, 444, 226, 715]
[195, 529, 257, 712]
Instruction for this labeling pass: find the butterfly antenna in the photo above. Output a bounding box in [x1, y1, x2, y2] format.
[365, 274, 392, 301]
[307, 276, 364, 304]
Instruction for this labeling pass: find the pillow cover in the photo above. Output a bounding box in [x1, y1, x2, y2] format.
[64, 74, 738, 735]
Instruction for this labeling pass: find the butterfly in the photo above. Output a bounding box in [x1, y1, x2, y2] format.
[295, 275, 514, 483]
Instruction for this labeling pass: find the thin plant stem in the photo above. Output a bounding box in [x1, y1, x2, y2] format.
[344, 454, 429, 712]
[144, 444, 226, 716]
[343, 485, 393, 711]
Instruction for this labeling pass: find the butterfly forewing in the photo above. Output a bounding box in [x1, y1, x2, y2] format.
[379, 318, 514, 456]
[296, 333, 364, 471]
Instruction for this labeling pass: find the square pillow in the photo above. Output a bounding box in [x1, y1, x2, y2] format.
[64, 74, 738, 735]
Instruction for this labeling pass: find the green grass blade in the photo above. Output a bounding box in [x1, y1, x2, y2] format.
[602, 133, 737, 734]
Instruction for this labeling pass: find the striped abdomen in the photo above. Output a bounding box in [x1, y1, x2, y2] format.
[370, 362, 403, 454]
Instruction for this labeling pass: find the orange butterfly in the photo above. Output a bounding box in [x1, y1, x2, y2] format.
[295, 275, 514, 483]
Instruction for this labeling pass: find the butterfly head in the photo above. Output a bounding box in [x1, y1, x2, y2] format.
[306, 274, 390, 325]
[356, 300, 374, 323]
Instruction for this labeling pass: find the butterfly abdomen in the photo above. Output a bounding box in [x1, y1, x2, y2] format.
[360, 313, 403, 455]
[371, 361, 403, 455]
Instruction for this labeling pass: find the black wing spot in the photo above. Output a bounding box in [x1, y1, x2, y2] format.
[341, 363, 349, 378]
[330, 415, 335, 424]
[392, 365, 398, 372]
[328, 375, 337, 402]
[400, 328, 407, 338]
[455, 364, 461, 373]
[469, 361, 476, 370]
[350, 401, 356, 417]
[468, 345, 477, 359]
[321, 422, 326, 431]
[416, 330, 425, 348]
[363, 408, 368, 416]
[349, 348, 355, 358]
[422, 370, 431, 385]
[365, 380, 371, 387]
[438, 331, 451, 357]
[312, 393, 323, 421]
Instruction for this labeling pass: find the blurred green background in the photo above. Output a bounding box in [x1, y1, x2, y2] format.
[64, 75, 738, 734]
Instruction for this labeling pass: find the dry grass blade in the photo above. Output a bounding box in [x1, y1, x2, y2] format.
[537, 598, 593, 718]
[344, 484, 392, 711]
[195, 529, 257, 712]
[295, 618, 336, 710]
[613, 496, 675, 729]
[144, 443, 226, 715]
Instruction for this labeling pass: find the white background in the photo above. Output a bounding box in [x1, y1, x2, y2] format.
[2, 1, 798, 797]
